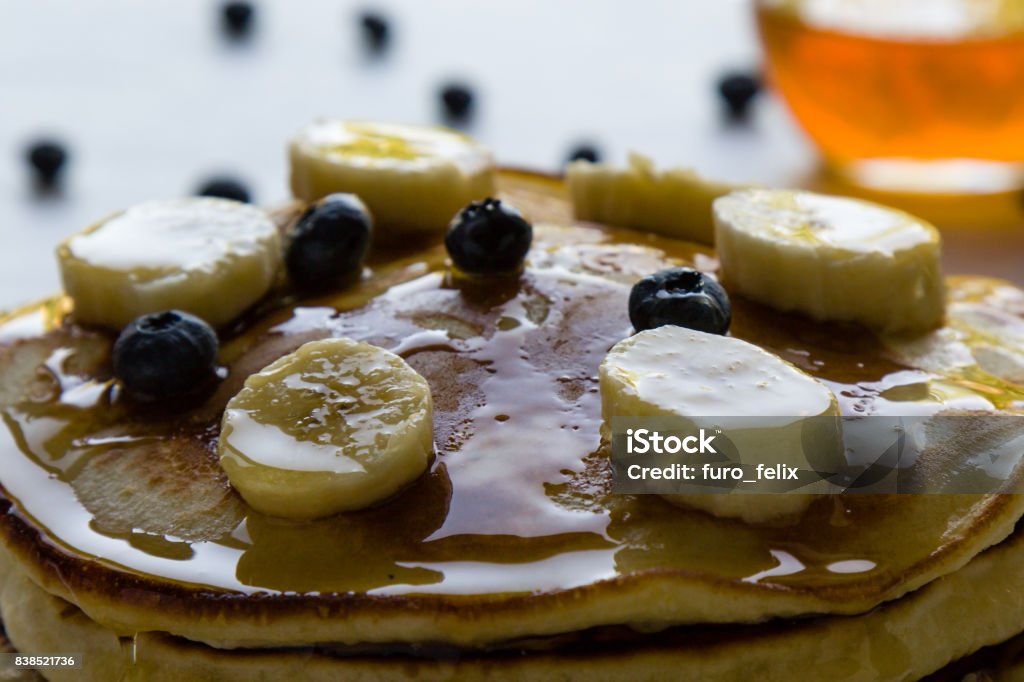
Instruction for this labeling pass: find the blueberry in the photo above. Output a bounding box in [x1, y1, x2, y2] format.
[567, 144, 601, 164]
[221, 1, 254, 36]
[445, 199, 532, 276]
[113, 311, 220, 400]
[25, 140, 68, 186]
[717, 72, 762, 119]
[440, 83, 474, 120]
[196, 176, 251, 203]
[359, 11, 390, 50]
[286, 193, 373, 291]
[628, 267, 731, 335]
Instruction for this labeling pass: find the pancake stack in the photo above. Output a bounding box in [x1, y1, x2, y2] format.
[2, 171, 1024, 680]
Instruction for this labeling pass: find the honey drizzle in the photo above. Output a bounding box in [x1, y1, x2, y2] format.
[0, 223, 1021, 599]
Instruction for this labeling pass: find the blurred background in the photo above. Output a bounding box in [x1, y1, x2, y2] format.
[2, 0, 1023, 311]
[0, 0, 806, 309]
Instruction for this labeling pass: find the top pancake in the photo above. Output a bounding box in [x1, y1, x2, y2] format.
[1, 171, 1024, 648]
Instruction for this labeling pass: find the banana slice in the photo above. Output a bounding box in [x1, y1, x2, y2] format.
[567, 152, 744, 245]
[600, 325, 841, 524]
[714, 189, 945, 335]
[289, 120, 496, 236]
[57, 198, 281, 329]
[219, 337, 434, 519]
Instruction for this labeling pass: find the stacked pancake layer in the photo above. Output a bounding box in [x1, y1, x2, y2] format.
[2, 173, 1024, 679]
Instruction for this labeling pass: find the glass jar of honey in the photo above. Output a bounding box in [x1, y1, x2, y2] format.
[757, 0, 1024, 192]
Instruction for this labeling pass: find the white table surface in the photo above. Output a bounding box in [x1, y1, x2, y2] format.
[1, 0, 1020, 312]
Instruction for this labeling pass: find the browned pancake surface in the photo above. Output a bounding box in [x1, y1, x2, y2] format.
[1, 172, 1023, 648]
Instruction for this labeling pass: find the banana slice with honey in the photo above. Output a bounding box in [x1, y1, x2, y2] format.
[57, 198, 281, 329]
[218, 337, 434, 519]
[600, 325, 842, 524]
[289, 119, 496, 236]
[567, 152, 744, 245]
[713, 189, 945, 335]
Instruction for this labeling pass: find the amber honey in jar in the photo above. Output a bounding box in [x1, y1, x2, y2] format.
[757, 0, 1024, 192]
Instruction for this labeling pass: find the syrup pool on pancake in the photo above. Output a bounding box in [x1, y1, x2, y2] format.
[3, 127, 1024, 657]
[1, 209, 1021, 606]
